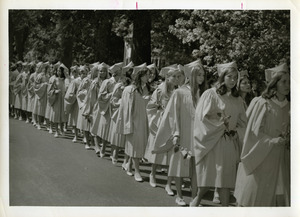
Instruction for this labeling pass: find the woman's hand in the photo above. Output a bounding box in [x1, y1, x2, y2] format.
[173, 136, 180, 153]
[55, 89, 61, 94]
[271, 137, 286, 146]
[143, 95, 150, 100]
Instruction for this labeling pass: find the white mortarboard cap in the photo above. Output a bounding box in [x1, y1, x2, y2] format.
[109, 62, 123, 75]
[59, 63, 69, 76]
[36, 61, 43, 72]
[98, 62, 109, 71]
[122, 61, 134, 74]
[184, 59, 203, 79]
[89, 61, 99, 68]
[237, 70, 249, 87]
[159, 64, 177, 78]
[216, 61, 237, 77]
[265, 63, 289, 83]
[132, 63, 147, 77]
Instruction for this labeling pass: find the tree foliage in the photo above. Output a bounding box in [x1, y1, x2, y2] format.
[9, 10, 290, 92]
[169, 10, 290, 92]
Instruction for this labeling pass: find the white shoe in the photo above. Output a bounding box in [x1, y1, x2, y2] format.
[134, 173, 143, 182]
[126, 171, 133, 176]
[49, 129, 53, 134]
[175, 197, 186, 206]
[149, 173, 156, 187]
[37, 125, 41, 130]
[99, 152, 105, 158]
[122, 163, 128, 171]
[72, 136, 78, 143]
[25, 119, 29, 123]
[165, 186, 174, 196]
[54, 132, 59, 138]
[112, 159, 118, 165]
[19, 116, 22, 121]
[213, 196, 221, 204]
[189, 197, 202, 207]
[60, 131, 65, 137]
[83, 137, 87, 144]
[85, 144, 93, 150]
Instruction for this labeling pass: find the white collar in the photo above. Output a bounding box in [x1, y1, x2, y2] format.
[271, 97, 288, 108]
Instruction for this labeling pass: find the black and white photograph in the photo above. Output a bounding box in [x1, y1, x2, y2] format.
[1, 0, 299, 217]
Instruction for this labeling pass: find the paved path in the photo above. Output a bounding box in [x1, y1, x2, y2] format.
[9, 117, 236, 207]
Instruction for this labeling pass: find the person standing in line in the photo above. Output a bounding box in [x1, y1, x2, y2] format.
[64, 65, 83, 142]
[191, 61, 247, 207]
[9, 63, 18, 117]
[234, 63, 290, 206]
[212, 69, 252, 204]
[76, 66, 92, 144]
[152, 60, 207, 206]
[144, 64, 181, 195]
[80, 64, 102, 149]
[116, 63, 151, 182]
[26, 61, 38, 125]
[92, 62, 122, 158]
[20, 62, 30, 122]
[108, 62, 134, 166]
[48, 63, 68, 138]
[32, 62, 50, 130]
[13, 61, 24, 120]
[86, 62, 110, 152]
[45, 62, 59, 133]
[24, 61, 36, 123]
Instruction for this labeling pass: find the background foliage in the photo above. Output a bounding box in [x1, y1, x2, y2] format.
[9, 10, 290, 93]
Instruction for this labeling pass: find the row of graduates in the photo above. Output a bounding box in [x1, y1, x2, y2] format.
[9, 59, 290, 207]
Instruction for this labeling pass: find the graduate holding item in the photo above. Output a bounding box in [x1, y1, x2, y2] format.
[234, 63, 290, 206]
[152, 59, 207, 206]
[191, 61, 247, 207]
[144, 64, 181, 193]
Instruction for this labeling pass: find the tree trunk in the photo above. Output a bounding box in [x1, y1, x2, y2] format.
[131, 10, 151, 65]
[59, 12, 74, 69]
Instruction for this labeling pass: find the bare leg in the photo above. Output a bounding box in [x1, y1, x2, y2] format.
[190, 157, 197, 199]
[175, 177, 183, 198]
[190, 187, 209, 206]
[94, 136, 101, 153]
[133, 158, 142, 181]
[122, 154, 129, 170]
[100, 140, 107, 157]
[54, 123, 59, 137]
